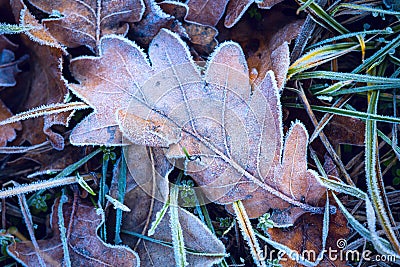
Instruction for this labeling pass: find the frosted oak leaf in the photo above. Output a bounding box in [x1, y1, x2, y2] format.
[69, 29, 327, 220]
[27, 0, 145, 51]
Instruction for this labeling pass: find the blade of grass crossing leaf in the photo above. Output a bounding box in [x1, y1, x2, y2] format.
[294, 71, 400, 84]
[100, 152, 108, 241]
[114, 155, 127, 245]
[294, 87, 354, 186]
[365, 91, 400, 254]
[196, 192, 216, 235]
[187, 188, 230, 267]
[58, 191, 71, 267]
[170, 184, 188, 267]
[54, 148, 102, 180]
[76, 172, 96, 195]
[233, 201, 266, 267]
[148, 198, 170, 236]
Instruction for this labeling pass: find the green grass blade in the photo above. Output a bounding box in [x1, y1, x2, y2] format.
[365, 91, 400, 254]
[353, 34, 400, 73]
[114, 154, 127, 245]
[308, 29, 393, 49]
[297, 0, 349, 34]
[148, 198, 170, 236]
[170, 184, 188, 267]
[332, 4, 400, 16]
[233, 201, 266, 267]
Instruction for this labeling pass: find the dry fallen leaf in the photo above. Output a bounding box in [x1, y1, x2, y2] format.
[7, 196, 139, 266]
[70, 29, 325, 221]
[268, 195, 350, 266]
[109, 145, 226, 266]
[10, 0, 72, 150]
[224, 0, 285, 28]
[0, 99, 22, 146]
[185, 0, 229, 26]
[325, 115, 365, 146]
[159, 1, 218, 55]
[246, 20, 304, 89]
[26, 0, 145, 51]
[130, 0, 188, 47]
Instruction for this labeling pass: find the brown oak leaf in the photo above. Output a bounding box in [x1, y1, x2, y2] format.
[268, 195, 350, 266]
[26, 0, 145, 51]
[69, 29, 326, 221]
[7, 196, 139, 266]
[109, 145, 226, 267]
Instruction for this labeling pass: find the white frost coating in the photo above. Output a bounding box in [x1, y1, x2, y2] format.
[263, 70, 284, 162]
[19, 7, 67, 53]
[102, 34, 151, 68]
[150, 28, 201, 76]
[205, 40, 247, 77]
[224, 1, 254, 28]
[105, 194, 131, 212]
[281, 120, 309, 164]
[0, 102, 88, 126]
[151, 0, 173, 19]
